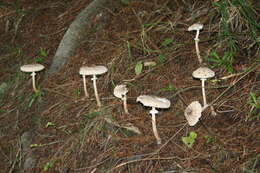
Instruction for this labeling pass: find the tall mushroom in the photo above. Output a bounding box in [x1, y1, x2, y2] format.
[79, 65, 108, 107]
[192, 67, 215, 107]
[113, 84, 129, 114]
[20, 64, 45, 93]
[137, 95, 171, 145]
[188, 23, 203, 64]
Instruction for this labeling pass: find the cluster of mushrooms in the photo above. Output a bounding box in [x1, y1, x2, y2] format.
[20, 23, 216, 145]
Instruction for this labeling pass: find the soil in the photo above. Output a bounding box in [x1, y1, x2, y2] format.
[0, 0, 259, 172]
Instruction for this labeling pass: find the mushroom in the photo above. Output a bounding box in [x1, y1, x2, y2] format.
[192, 67, 215, 107]
[113, 84, 129, 114]
[20, 64, 45, 93]
[184, 101, 202, 126]
[137, 95, 171, 145]
[79, 65, 108, 107]
[188, 23, 203, 64]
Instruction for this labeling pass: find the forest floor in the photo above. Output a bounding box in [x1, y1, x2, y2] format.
[0, 0, 259, 172]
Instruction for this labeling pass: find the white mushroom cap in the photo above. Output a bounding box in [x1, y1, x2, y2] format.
[184, 101, 202, 126]
[192, 67, 215, 79]
[137, 95, 171, 109]
[79, 65, 108, 76]
[188, 23, 203, 31]
[20, 64, 45, 73]
[113, 85, 128, 99]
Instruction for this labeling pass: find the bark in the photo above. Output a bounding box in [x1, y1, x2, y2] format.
[46, 0, 109, 77]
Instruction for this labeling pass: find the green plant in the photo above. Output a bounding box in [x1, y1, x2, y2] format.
[46, 122, 56, 128]
[135, 61, 143, 75]
[213, 0, 237, 73]
[182, 131, 197, 148]
[160, 83, 176, 92]
[43, 161, 55, 171]
[158, 54, 166, 63]
[28, 89, 43, 108]
[204, 135, 215, 144]
[36, 48, 48, 63]
[161, 38, 173, 47]
[208, 51, 234, 73]
[248, 92, 260, 109]
[246, 92, 260, 121]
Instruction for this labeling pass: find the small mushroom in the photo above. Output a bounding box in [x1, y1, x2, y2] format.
[192, 67, 215, 107]
[137, 95, 171, 145]
[20, 64, 45, 93]
[188, 23, 204, 64]
[79, 65, 108, 107]
[184, 101, 202, 126]
[113, 84, 129, 114]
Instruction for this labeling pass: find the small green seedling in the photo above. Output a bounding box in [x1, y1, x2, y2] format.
[161, 38, 173, 47]
[158, 54, 166, 63]
[46, 122, 56, 128]
[120, 0, 130, 5]
[246, 92, 260, 121]
[135, 61, 143, 75]
[43, 161, 55, 171]
[28, 89, 43, 108]
[203, 135, 215, 144]
[36, 48, 48, 63]
[30, 143, 43, 148]
[160, 83, 176, 92]
[208, 51, 234, 73]
[182, 131, 197, 148]
[248, 92, 260, 109]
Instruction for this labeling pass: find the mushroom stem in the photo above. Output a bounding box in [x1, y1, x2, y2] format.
[210, 105, 217, 116]
[91, 75, 101, 107]
[150, 107, 161, 145]
[201, 79, 207, 107]
[30, 72, 37, 93]
[195, 30, 200, 41]
[194, 39, 202, 64]
[82, 75, 89, 98]
[122, 95, 129, 114]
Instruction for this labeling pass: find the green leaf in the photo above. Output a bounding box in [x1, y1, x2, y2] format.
[43, 161, 54, 171]
[161, 38, 173, 47]
[36, 57, 44, 63]
[182, 131, 197, 148]
[120, 0, 130, 5]
[158, 54, 166, 63]
[39, 48, 48, 57]
[135, 61, 143, 75]
[250, 92, 257, 104]
[160, 83, 176, 92]
[46, 122, 56, 128]
[189, 131, 197, 139]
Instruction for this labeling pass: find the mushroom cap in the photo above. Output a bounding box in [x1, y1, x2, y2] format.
[136, 95, 171, 109]
[184, 101, 202, 126]
[113, 84, 128, 99]
[192, 67, 215, 79]
[188, 23, 203, 31]
[79, 65, 108, 76]
[20, 64, 45, 73]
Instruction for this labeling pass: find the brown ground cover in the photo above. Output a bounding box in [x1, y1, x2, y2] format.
[0, 0, 259, 172]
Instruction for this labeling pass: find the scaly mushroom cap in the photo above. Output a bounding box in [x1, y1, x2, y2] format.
[184, 101, 202, 126]
[20, 64, 45, 73]
[113, 85, 128, 99]
[137, 95, 171, 109]
[79, 65, 108, 76]
[192, 67, 215, 79]
[188, 23, 203, 31]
